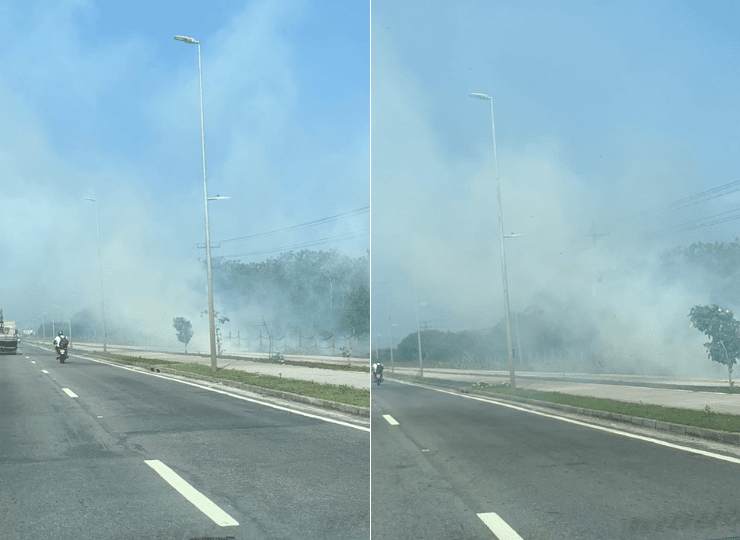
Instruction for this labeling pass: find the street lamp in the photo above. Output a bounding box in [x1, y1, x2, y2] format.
[175, 34, 218, 372]
[415, 292, 427, 378]
[380, 280, 396, 374]
[84, 197, 107, 353]
[470, 92, 516, 389]
[389, 320, 397, 375]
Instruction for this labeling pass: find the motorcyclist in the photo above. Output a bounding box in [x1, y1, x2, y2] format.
[54, 331, 69, 356]
[53, 331, 63, 353]
[372, 361, 384, 381]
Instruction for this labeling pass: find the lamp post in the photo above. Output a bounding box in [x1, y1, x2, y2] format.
[470, 92, 516, 389]
[389, 319, 396, 375]
[175, 34, 217, 372]
[415, 292, 427, 378]
[84, 197, 107, 353]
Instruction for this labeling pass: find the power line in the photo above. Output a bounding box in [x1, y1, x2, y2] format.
[632, 180, 740, 222]
[216, 206, 369, 245]
[223, 228, 370, 259]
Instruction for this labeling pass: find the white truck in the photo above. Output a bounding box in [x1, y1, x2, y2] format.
[0, 310, 19, 354]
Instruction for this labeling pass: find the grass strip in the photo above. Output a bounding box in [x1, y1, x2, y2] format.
[477, 383, 740, 432]
[217, 356, 369, 373]
[93, 352, 181, 366]
[170, 363, 369, 408]
[395, 374, 740, 433]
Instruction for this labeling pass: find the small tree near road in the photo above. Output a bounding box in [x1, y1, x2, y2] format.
[689, 304, 740, 387]
[173, 317, 194, 353]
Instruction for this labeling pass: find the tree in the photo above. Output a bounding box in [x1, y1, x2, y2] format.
[689, 304, 740, 387]
[201, 310, 230, 355]
[172, 317, 193, 353]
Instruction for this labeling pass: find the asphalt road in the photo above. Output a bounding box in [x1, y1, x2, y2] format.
[372, 379, 740, 540]
[1, 344, 369, 540]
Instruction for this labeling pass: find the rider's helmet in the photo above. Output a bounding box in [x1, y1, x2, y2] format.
[58, 331, 63, 336]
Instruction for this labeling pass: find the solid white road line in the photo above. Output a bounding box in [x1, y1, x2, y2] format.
[383, 414, 400, 426]
[478, 512, 524, 540]
[144, 459, 239, 527]
[395, 379, 740, 465]
[85, 356, 369, 432]
[62, 388, 78, 398]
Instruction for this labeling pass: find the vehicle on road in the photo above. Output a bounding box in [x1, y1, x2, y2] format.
[372, 362, 384, 385]
[0, 309, 18, 354]
[54, 333, 69, 363]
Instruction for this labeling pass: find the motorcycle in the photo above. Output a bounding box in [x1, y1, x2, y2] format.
[373, 364, 384, 385]
[56, 338, 69, 364]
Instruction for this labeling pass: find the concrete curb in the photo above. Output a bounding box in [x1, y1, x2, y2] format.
[395, 376, 740, 447]
[92, 356, 370, 418]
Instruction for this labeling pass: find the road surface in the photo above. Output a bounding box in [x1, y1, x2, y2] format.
[372, 379, 740, 540]
[1, 343, 369, 539]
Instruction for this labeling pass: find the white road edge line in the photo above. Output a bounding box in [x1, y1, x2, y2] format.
[62, 388, 78, 398]
[383, 414, 400, 426]
[84, 356, 369, 432]
[478, 512, 524, 540]
[395, 379, 740, 465]
[145, 459, 239, 527]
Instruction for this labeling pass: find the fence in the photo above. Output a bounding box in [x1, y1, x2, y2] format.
[220, 328, 370, 358]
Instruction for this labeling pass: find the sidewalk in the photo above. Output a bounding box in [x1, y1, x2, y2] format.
[68, 342, 371, 391]
[390, 366, 740, 415]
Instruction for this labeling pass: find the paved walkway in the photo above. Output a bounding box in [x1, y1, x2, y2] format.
[390, 367, 740, 415]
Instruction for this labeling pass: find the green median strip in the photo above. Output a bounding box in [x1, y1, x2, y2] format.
[395, 374, 740, 433]
[170, 363, 369, 408]
[92, 352, 369, 408]
[480, 386, 740, 433]
[93, 352, 181, 366]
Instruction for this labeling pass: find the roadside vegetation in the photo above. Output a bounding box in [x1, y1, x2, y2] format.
[171, 363, 369, 408]
[91, 351, 369, 408]
[395, 374, 740, 433]
[474, 383, 740, 432]
[95, 352, 181, 366]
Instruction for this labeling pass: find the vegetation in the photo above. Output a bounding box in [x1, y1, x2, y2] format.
[169, 363, 369, 408]
[94, 352, 182, 366]
[90, 351, 369, 407]
[470, 382, 740, 433]
[395, 374, 740, 433]
[689, 304, 740, 387]
[211, 250, 369, 336]
[172, 317, 193, 352]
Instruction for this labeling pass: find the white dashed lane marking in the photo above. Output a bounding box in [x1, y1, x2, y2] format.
[41, 369, 49, 374]
[62, 388, 78, 398]
[383, 414, 399, 426]
[478, 512, 524, 539]
[145, 459, 239, 527]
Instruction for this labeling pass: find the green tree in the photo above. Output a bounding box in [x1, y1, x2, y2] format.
[201, 310, 230, 355]
[173, 317, 193, 353]
[689, 304, 740, 387]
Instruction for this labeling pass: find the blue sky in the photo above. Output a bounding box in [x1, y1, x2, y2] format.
[1, 0, 369, 338]
[371, 0, 740, 371]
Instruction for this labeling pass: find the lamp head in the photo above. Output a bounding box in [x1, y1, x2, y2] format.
[174, 35, 199, 44]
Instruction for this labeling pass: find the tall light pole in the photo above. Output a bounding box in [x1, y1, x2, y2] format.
[84, 197, 107, 353]
[175, 34, 218, 372]
[415, 291, 427, 378]
[470, 92, 516, 389]
[389, 319, 396, 374]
